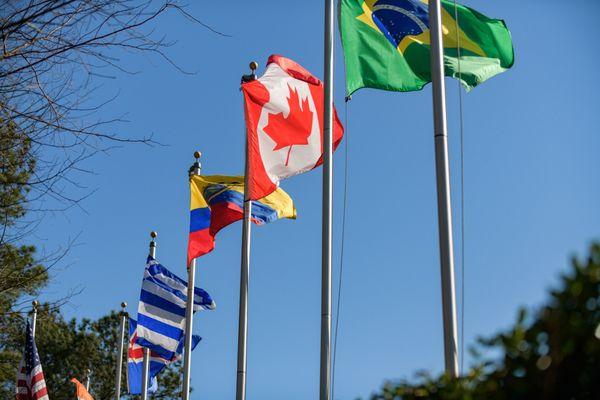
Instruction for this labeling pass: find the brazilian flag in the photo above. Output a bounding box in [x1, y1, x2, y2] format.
[340, 0, 514, 95]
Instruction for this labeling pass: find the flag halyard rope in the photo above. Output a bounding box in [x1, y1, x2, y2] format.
[331, 98, 350, 399]
[453, 0, 467, 376]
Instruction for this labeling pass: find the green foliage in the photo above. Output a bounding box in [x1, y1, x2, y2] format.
[369, 243, 600, 400]
[0, 117, 35, 222]
[0, 117, 49, 395]
[0, 117, 46, 318]
[0, 243, 47, 316]
[0, 118, 46, 318]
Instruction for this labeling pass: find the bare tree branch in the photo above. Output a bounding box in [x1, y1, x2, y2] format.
[0, 0, 229, 318]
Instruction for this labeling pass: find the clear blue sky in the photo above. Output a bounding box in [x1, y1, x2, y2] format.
[33, 1, 600, 399]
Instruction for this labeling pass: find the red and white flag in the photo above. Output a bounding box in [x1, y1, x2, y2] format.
[241, 55, 344, 200]
[16, 321, 49, 400]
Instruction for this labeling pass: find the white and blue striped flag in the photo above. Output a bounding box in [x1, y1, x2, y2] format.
[136, 256, 215, 360]
[127, 317, 201, 395]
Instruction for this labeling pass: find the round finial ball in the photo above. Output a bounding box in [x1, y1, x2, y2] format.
[150, 231, 157, 239]
[193, 151, 201, 159]
[121, 302, 127, 309]
[249, 61, 258, 71]
[32, 300, 38, 307]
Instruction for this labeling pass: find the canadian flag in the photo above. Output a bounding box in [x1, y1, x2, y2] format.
[241, 55, 344, 200]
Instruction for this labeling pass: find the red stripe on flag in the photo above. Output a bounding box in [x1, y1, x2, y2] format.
[242, 79, 278, 201]
[30, 371, 45, 385]
[187, 228, 214, 265]
[129, 347, 144, 358]
[209, 201, 244, 234]
[307, 79, 344, 167]
[33, 386, 48, 399]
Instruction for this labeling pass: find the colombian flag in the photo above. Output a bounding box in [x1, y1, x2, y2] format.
[187, 175, 296, 265]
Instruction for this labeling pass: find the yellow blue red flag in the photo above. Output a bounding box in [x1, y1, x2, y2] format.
[187, 175, 296, 265]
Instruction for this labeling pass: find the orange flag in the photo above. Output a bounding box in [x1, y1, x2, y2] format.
[70, 378, 94, 400]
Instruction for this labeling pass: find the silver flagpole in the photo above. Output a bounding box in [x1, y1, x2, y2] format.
[114, 302, 128, 400]
[142, 231, 158, 400]
[321, 0, 334, 399]
[31, 300, 38, 338]
[182, 151, 201, 400]
[428, 0, 459, 377]
[236, 62, 257, 400]
[85, 369, 91, 391]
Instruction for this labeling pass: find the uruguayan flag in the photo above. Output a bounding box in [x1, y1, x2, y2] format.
[136, 256, 215, 360]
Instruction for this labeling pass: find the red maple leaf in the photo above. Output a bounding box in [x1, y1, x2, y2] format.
[263, 84, 313, 166]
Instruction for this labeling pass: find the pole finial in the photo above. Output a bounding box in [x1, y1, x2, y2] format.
[120, 301, 128, 317]
[249, 61, 258, 73]
[32, 300, 38, 309]
[242, 61, 259, 83]
[189, 151, 202, 177]
[149, 231, 157, 256]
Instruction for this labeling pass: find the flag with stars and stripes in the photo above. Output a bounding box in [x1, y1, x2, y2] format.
[15, 320, 49, 400]
[135, 256, 214, 361]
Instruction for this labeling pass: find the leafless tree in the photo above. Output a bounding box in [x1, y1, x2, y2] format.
[0, 0, 227, 313]
[1, 0, 227, 211]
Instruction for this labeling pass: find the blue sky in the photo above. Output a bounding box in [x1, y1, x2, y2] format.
[32, 1, 600, 399]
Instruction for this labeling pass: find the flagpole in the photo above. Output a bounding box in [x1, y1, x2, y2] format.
[428, 0, 459, 377]
[31, 300, 38, 338]
[85, 369, 91, 391]
[114, 301, 128, 400]
[182, 152, 201, 400]
[236, 63, 257, 400]
[320, 0, 334, 399]
[142, 231, 158, 400]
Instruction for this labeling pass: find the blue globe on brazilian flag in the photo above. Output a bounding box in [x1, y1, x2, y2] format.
[339, 0, 514, 95]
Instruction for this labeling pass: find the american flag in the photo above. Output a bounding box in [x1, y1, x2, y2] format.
[15, 320, 49, 400]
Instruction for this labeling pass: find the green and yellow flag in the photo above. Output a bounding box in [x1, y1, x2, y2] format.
[340, 0, 514, 95]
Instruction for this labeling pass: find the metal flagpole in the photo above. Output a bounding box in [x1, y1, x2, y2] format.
[85, 369, 91, 391]
[182, 151, 201, 400]
[321, 0, 334, 399]
[236, 62, 257, 400]
[142, 231, 158, 400]
[31, 300, 38, 338]
[428, 0, 459, 377]
[114, 302, 128, 400]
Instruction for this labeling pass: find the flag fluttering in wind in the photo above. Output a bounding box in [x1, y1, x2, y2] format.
[16, 321, 49, 400]
[136, 256, 214, 361]
[127, 318, 201, 395]
[339, 0, 514, 94]
[70, 378, 93, 400]
[241, 55, 344, 200]
[187, 175, 296, 264]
